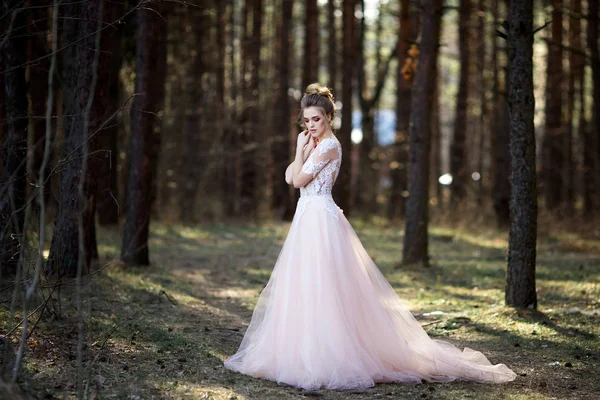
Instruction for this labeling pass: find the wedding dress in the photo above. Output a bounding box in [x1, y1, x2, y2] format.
[224, 136, 516, 390]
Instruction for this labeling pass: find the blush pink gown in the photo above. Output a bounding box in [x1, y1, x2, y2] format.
[224, 137, 517, 390]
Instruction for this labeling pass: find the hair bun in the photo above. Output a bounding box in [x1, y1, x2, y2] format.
[305, 83, 334, 103]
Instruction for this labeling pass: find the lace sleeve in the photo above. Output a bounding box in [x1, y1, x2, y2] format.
[300, 138, 339, 178]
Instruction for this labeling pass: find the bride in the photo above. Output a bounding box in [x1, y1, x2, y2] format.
[223, 83, 517, 390]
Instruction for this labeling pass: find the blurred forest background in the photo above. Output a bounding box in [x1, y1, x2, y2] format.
[1, 0, 600, 398]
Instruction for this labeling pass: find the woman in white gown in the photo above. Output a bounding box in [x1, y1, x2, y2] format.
[224, 84, 517, 390]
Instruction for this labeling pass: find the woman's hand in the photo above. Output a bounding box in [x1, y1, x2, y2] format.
[296, 130, 310, 150]
[302, 136, 316, 161]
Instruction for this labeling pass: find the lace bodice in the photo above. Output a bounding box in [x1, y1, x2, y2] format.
[300, 137, 342, 196]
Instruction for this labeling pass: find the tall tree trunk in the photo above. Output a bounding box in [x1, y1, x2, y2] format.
[450, 0, 471, 205]
[542, 0, 564, 210]
[222, 0, 238, 216]
[273, 0, 294, 219]
[402, 0, 442, 266]
[388, 0, 414, 221]
[97, 1, 123, 226]
[476, 0, 487, 205]
[121, 4, 168, 265]
[47, 0, 112, 276]
[239, 0, 262, 218]
[303, 0, 319, 88]
[0, 0, 28, 274]
[564, 0, 583, 216]
[180, 7, 210, 221]
[27, 2, 51, 207]
[588, 0, 600, 215]
[491, 0, 510, 227]
[505, 0, 537, 308]
[335, 0, 356, 215]
[327, 0, 337, 90]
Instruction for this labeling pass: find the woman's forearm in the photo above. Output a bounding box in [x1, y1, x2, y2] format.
[291, 147, 304, 186]
[285, 163, 293, 185]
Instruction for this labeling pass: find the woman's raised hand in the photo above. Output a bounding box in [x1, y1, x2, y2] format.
[296, 130, 310, 150]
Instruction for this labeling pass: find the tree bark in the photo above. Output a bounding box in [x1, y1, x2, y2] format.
[96, 1, 123, 226]
[27, 2, 51, 207]
[239, 0, 262, 218]
[588, 0, 600, 216]
[491, 0, 510, 228]
[303, 0, 319, 88]
[121, 3, 168, 265]
[505, 0, 537, 308]
[402, 0, 442, 266]
[564, 0, 583, 216]
[389, 0, 414, 221]
[450, 0, 471, 204]
[0, 0, 28, 274]
[327, 0, 337, 90]
[180, 6, 210, 221]
[272, 0, 294, 219]
[542, 0, 564, 210]
[47, 0, 112, 276]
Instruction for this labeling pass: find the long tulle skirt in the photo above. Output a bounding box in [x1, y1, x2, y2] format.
[224, 195, 517, 390]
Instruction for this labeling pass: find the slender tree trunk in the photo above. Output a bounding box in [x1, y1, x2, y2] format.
[97, 1, 123, 226]
[564, 0, 582, 215]
[491, 0, 510, 227]
[335, 0, 356, 215]
[0, 0, 28, 274]
[588, 0, 600, 215]
[27, 2, 51, 207]
[542, 0, 564, 210]
[273, 0, 294, 219]
[328, 0, 337, 90]
[239, 0, 262, 218]
[476, 0, 487, 205]
[505, 0, 537, 308]
[223, 0, 238, 216]
[180, 7, 210, 221]
[450, 0, 471, 204]
[402, 0, 442, 266]
[47, 0, 112, 276]
[121, 4, 168, 265]
[389, 0, 413, 221]
[303, 0, 319, 88]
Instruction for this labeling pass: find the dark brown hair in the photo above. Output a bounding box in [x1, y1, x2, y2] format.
[298, 83, 336, 128]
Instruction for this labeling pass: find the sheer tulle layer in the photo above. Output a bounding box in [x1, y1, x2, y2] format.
[224, 195, 517, 390]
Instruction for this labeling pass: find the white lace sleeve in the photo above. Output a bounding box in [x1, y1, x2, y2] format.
[302, 158, 330, 178]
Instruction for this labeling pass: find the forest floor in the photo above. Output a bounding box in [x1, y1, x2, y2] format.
[2, 218, 600, 399]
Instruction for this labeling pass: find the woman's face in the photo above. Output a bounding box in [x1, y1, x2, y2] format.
[303, 106, 329, 139]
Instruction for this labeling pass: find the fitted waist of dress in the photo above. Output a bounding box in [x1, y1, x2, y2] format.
[299, 193, 333, 198]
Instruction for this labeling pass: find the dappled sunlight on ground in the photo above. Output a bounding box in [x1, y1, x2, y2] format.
[3, 220, 599, 399]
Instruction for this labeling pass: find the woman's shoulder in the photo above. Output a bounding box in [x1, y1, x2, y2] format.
[317, 136, 341, 155]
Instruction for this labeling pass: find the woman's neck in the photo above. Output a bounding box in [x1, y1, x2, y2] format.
[317, 130, 334, 142]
